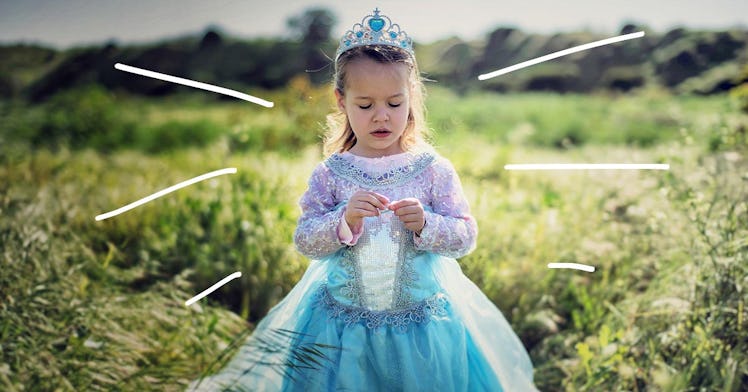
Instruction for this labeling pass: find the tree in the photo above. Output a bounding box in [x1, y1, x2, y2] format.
[287, 7, 337, 83]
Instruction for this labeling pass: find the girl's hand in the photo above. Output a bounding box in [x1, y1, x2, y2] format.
[389, 198, 425, 235]
[345, 191, 390, 230]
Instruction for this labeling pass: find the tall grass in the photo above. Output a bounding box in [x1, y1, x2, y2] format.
[0, 148, 250, 390]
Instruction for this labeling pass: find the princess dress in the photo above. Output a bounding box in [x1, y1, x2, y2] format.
[188, 148, 537, 391]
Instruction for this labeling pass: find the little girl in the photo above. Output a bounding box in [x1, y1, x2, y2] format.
[190, 8, 536, 391]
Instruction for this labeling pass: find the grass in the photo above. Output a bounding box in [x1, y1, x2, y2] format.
[1, 84, 746, 391]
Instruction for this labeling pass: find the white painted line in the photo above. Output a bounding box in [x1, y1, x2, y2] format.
[185, 272, 242, 306]
[548, 263, 596, 272]
[95, 168, 237, 221]
[114, 63, 274, 108]
[478, 31, 645, 80]
[504, 163, 669, 171]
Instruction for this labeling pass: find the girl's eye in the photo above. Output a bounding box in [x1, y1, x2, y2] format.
[358, 104, 372, 109]
[389, 103, 401, 108]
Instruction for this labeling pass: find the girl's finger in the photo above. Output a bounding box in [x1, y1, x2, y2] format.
[400, 215, 423, 225]
[403, 220, 425, 231]
[360, 193, 388, 210]
[352, 207, 379, 217]
[354, 202, 379, 215]
[393, 205, 421, 217]
[388, 199, 406, 209]
[389, 198, 419, 211]
[364, 192, 390, 210]
[370, 192, 390, 207]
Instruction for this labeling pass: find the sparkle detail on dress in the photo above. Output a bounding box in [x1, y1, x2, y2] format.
[315, 284, 448, 332]
[339, 211, 421, 311]
[358, 220, 399, 310]
[325, 152, 435, 189]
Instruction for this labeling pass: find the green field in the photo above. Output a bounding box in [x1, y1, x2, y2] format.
[1, 83, 746, 391]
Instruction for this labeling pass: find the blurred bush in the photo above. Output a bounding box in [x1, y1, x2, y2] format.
[1, 86, 228, 153]
[137, 120, 224, 153]
[730, 65, 748, 114]
[21, 85, 135, 150]
[227, 75, 330, 154]
[600, 66, 646, 92]
[677, 62, 744, 95]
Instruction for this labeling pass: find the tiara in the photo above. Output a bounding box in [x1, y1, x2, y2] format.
[335, 8, 414, 60]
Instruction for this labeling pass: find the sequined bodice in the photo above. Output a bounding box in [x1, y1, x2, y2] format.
[322, 152, 435, 312]
[294, 148, 478, 330]
[336, 211, 417, 311]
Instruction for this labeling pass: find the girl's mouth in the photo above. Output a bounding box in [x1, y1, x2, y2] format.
[371, 129, 391, 138]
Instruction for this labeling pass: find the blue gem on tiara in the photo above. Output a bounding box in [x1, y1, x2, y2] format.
[368, 17, 385, 32]
[335, 8, 414, 60]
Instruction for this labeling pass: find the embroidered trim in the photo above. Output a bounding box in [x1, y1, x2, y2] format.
[325, 152, 435, 189]
[393, 228, 418, 308]
[339, 246, 362, 304]
[314, 285, 448, 332]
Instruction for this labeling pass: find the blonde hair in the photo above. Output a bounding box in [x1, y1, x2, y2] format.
[323, 45, 430, 156]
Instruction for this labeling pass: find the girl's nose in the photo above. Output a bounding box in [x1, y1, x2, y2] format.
[373, 106, 389, 122]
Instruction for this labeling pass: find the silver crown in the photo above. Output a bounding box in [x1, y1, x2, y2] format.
[335, 8, 414, 60]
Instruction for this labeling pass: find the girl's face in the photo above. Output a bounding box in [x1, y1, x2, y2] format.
[335, 58, 410, 158]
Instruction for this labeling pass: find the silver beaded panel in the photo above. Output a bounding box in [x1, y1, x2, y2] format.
[343, 211, 418, 311]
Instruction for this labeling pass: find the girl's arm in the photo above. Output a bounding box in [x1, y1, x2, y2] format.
[414, 159, 478, 258]
[293, 164, 346, 259]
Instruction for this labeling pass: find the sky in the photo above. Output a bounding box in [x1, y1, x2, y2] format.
[1, 0, 747, 48]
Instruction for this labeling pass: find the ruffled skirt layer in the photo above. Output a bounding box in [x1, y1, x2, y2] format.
[187, 255, 536, 392]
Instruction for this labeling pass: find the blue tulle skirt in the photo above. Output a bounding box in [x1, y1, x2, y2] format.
[188, 255, 536, 391]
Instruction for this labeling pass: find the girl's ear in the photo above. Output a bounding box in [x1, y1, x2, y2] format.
[335, 88, 345, 112]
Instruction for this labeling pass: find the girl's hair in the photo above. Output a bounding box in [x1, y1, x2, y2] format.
[323, 45, 430, 156]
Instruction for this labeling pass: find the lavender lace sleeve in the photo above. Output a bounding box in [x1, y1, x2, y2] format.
[414, 158, 477, 258]
[293, 163, 345, 259]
